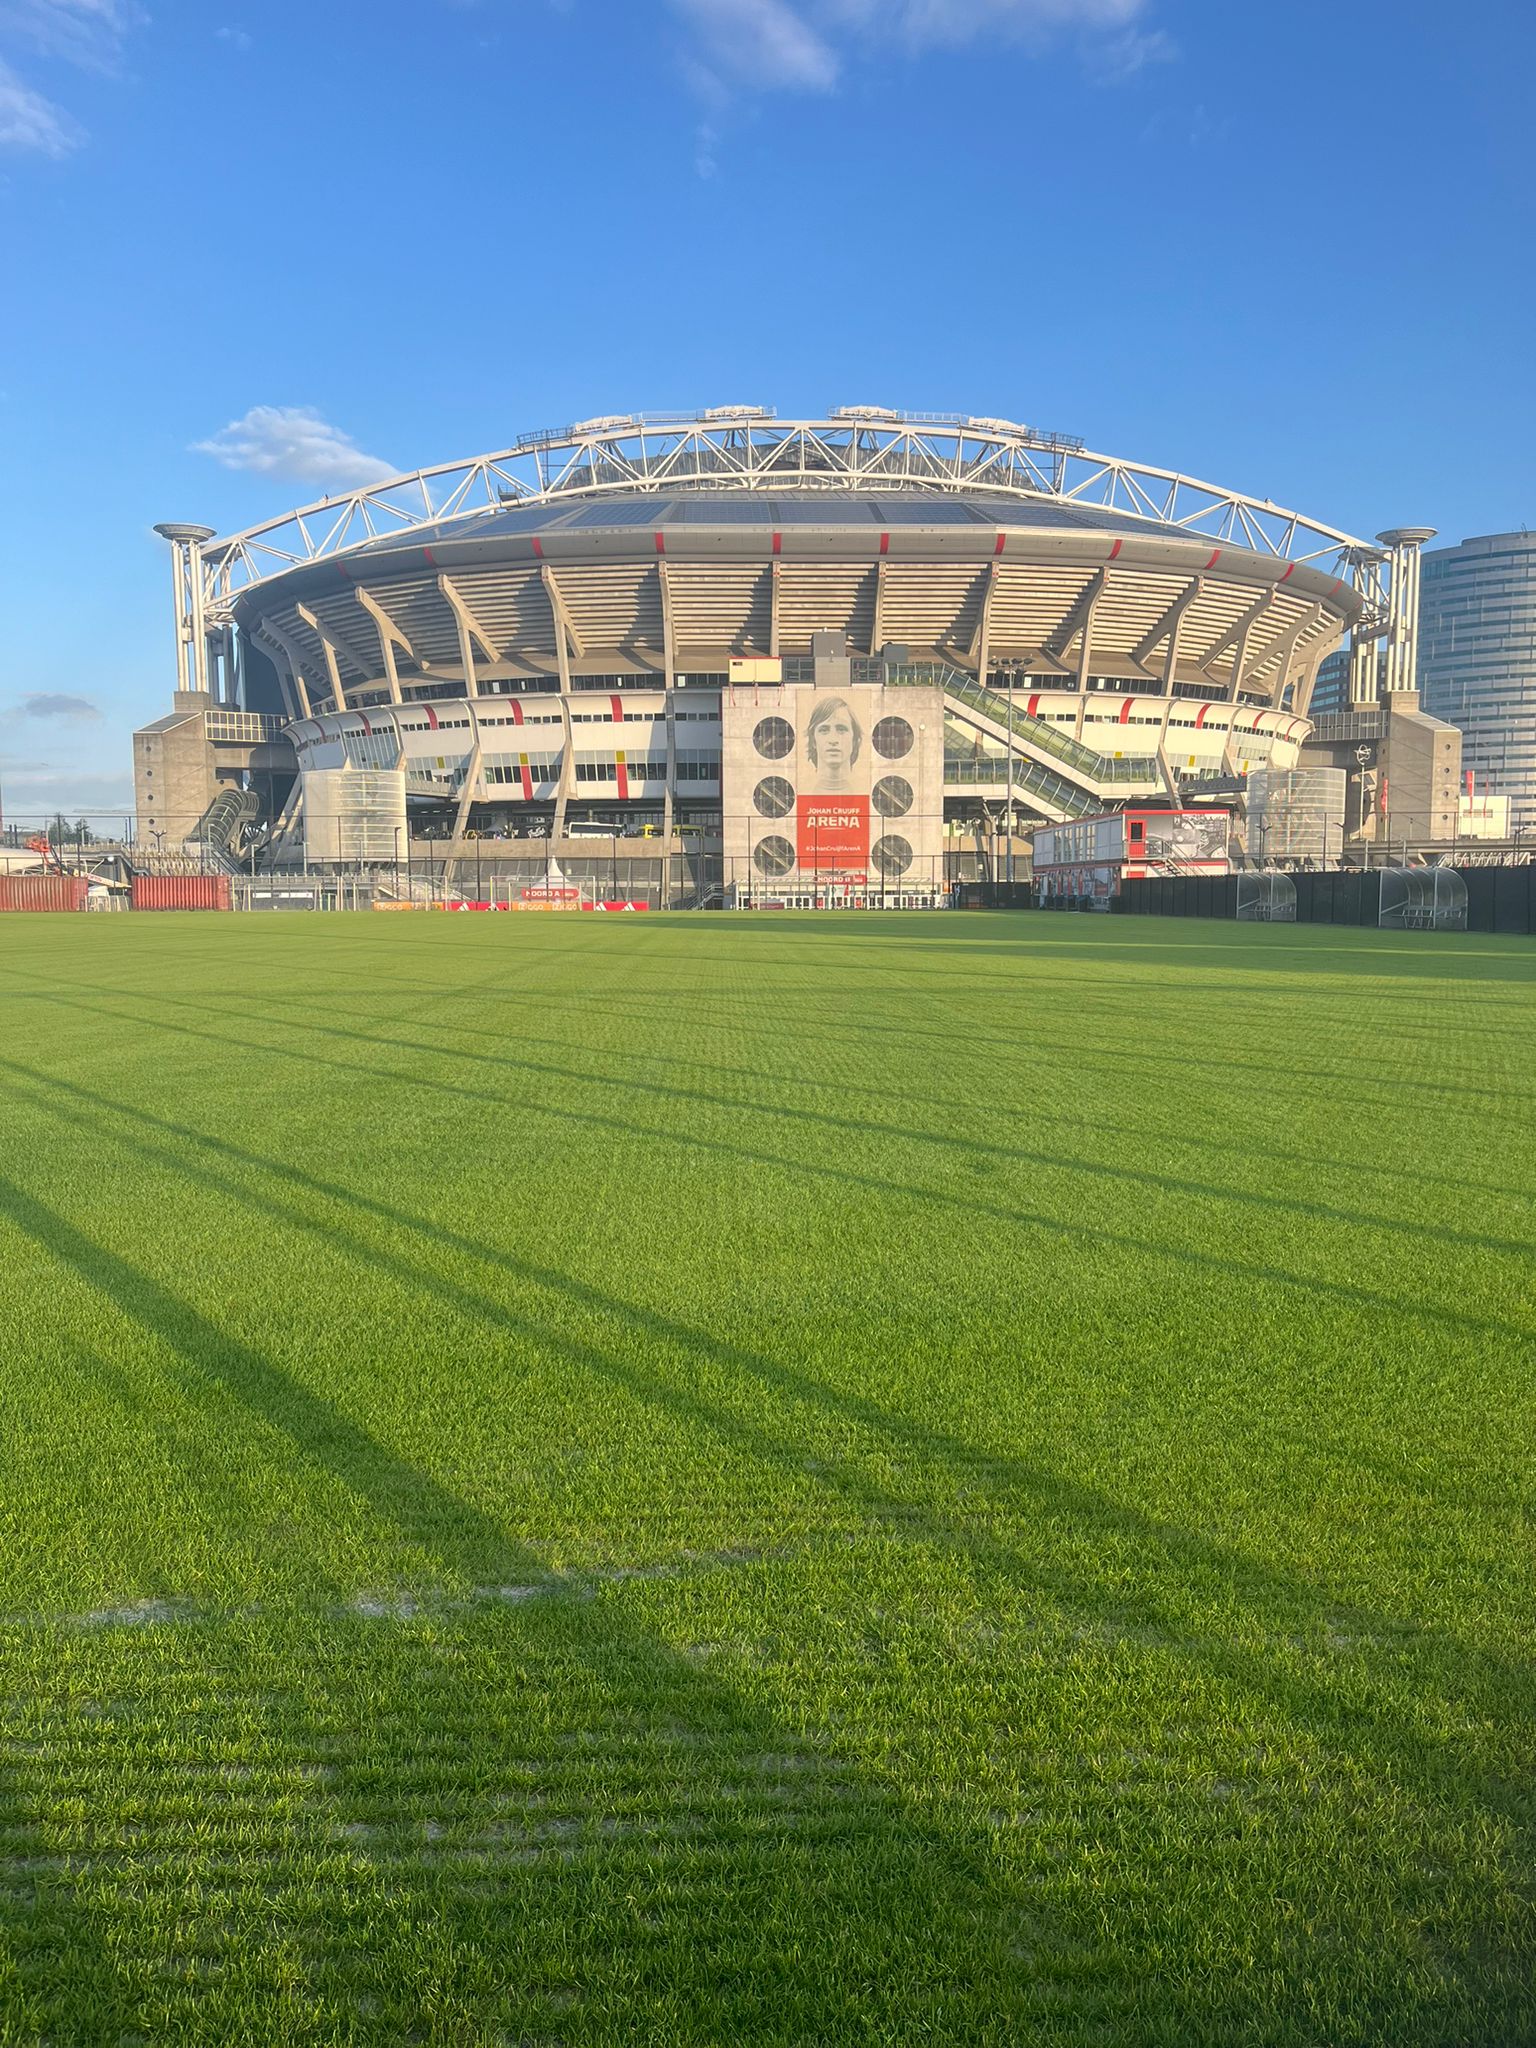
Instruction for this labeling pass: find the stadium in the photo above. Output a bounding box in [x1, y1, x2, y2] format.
[136, 408, 1400, 903]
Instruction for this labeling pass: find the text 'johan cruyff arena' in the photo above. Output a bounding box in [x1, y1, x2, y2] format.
[141, 408, 1392, 902]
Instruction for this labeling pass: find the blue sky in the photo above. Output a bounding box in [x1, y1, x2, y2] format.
[1, 0, 1532, 816]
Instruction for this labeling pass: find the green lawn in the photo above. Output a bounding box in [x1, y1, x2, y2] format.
[0, 909, 1533, 2045]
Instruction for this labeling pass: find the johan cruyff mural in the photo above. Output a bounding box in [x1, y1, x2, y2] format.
[722, 667, 945, 897]
[798, 692, 870, 874]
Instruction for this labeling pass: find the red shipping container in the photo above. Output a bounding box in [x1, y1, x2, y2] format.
[131, 874, 232, 912]
[0, 872, 89, 911]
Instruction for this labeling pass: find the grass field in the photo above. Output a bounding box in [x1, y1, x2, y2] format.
[0, 909, 1533, 2046]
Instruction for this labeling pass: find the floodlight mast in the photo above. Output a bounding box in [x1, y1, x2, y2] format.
[154, 522, 218, 694]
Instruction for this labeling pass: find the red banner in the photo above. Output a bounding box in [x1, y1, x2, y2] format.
[797, 795, 869, 875]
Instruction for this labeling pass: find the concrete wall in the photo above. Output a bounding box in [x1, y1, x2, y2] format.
[133, 700, 219, 846]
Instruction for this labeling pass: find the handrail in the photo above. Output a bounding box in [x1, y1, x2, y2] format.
[943, 755, 1098, 818]
[900, 663, 1161, 791]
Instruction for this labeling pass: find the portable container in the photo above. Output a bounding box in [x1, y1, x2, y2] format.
[131, 874, 233, 911]
[0, 872, 89, 911]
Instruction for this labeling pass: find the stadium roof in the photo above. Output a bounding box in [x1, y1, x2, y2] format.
[195, 410, 1386, 621]
[340, 492, 1206, 553]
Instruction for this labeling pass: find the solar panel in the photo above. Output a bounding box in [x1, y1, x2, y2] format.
[870, 499, 986, 525]
[346, 488, 1201, 551]
[670, 499, 776, 524]
[770, 499, 879, 524]
[556, 499, 674, 528]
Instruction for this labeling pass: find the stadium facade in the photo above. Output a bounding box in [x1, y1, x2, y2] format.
[136, 408, 1431, 896]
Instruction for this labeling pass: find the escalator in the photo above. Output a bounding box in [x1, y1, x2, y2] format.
[942, 748, 1100, 821]
[891, 662, 1163, 804]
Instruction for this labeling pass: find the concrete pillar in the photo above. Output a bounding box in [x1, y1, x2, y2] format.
[1377, 527, 1436, 696]
[153, 523, 217, 695]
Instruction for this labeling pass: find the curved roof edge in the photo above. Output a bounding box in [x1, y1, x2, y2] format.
[193, 410, 1382, 618]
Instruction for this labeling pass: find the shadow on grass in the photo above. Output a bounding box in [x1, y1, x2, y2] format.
[0, 1178, 1073, 2046]
[3, 1073, 1535, 2043]
[659, 914, 1536, 985]
[141, 970, 1536, 1210]
[10, 957, 1536, 1228]
[3, 996, 1531, 1346]
[11, 954, 1536, 1138]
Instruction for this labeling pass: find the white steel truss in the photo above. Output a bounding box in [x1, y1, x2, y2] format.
[195, 408, 1388, 622]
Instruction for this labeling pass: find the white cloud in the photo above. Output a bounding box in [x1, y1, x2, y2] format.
[1087, 22, 1173, 80]
[0, 763, 135, 813]
[0, 55, 76, 152]
[0, 0, 137, 70]
[826, 0, 1144, 43]
[193, 406, 398, 492]
[0, 0, 140, 154]
[216, 24, 253, 52]
[669, 0, 840, 95]
[670, 0, 1160, 104]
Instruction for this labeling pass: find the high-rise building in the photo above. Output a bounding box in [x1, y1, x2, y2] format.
[1419, 533, 1536, 832]
[1310, 644, 1349, 718]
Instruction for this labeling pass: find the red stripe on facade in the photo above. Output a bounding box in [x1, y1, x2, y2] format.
[1278, 562, 1296, 583]
[520, 761, 532, 802]
[1204, 549, 1222, 570]
[425, 705, 439, 730]
[1108, 538, 1123, 560]
[653, 532, 666, 554]
[510, 699, 524, 726]
[531, 537, 544, 559]
[879, 532, 890, 556]
[1195, 703, 1211, 729]
[360, 715, 372, 737]
[1120, 698, 1134, 724]
[1026, 693, 1040, 718]
[616, 759, 629, 801]
[610, 694, 624, 723]
[772, 530, 782, 555]
[422, 546, 436, 567]
[994, 532, 1007, 555]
